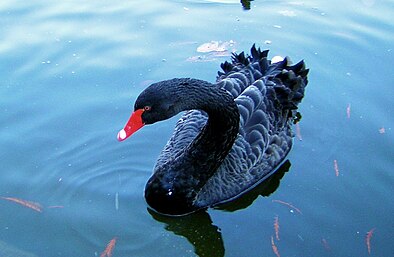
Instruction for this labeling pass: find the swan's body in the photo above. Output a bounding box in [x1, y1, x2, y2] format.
[118, 45, 308, 215]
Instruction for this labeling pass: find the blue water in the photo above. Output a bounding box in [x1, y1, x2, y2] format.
[1, 0, 393, 256]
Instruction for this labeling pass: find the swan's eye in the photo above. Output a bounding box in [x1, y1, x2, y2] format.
[143, 106, 151, 111]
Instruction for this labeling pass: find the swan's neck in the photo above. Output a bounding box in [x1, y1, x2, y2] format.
[179, 79, 239, 170]
[184, 83, 240, 182]
[145, 78, 239, 214]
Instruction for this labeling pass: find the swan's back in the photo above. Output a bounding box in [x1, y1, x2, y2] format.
[156, 45, 309, 207]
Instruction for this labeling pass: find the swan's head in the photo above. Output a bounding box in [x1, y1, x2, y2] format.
[117, 79, 187, 141]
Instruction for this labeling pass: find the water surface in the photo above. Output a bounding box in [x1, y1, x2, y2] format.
[0, 0, 393, 256]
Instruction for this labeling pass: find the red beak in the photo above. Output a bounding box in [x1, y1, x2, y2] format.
[117, 109, 145, 141]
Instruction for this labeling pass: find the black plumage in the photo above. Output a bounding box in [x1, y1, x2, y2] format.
[123, 45, 309, 215]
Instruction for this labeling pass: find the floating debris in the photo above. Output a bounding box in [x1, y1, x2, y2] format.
[100, 237, 117, 257]
[346, 103, 351, 119]
[271, 56, 284, 64]
[189, 40, 236, 62]
[272, 199, 302, 214]
[295, 123, 302, 141]
[187, 52, 232, 63]
[333, 160, 339, 177]
[321, 238, 331, 251]
[196, 40, 235, 53]
[47, 205, 64, 209]
[115, 192, 119, 211]
[378, 127, 385, 134]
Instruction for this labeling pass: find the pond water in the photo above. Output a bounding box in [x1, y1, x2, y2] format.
[0, 0, 393, 256]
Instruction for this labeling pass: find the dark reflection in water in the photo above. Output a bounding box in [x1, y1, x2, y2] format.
[150, 210, 224, 257]
[149, 160, 290, 257]
[240, 0, 254, 10]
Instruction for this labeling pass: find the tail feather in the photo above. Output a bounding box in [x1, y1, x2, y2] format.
[217, 45, 309, 111]
[232, 51, 249, 66]
[271, 62, 309, 111]
[250, 44, 269, 62]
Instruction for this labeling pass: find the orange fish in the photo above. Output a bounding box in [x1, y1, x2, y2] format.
[274, 215, 280, 240]
[365, 228, 375, 255]
[270, 236, 280, 257]
[1, 197, 42, 213]
[295, 123, 302, 141]
[346, 103, 351, 119]
[333, 160, 339, 177]
[100, 237, 117, 257]
[272, 199, 302, 214]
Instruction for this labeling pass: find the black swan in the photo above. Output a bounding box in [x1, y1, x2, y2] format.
[117, 45, 309, 215]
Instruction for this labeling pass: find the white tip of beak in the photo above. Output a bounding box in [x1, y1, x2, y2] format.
[117, 129, 127, 141]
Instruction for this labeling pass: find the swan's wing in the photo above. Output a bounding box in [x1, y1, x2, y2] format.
[154, 110, 207, 170]
[195, 130, 292, 207]
[195, 66, 306, 207]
